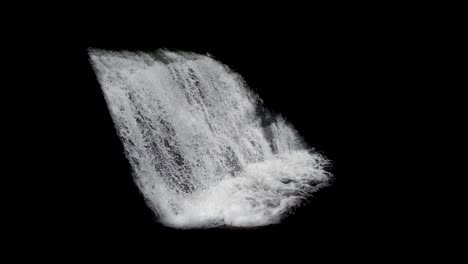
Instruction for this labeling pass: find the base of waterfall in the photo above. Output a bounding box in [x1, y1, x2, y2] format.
[145, 150, 330, 228]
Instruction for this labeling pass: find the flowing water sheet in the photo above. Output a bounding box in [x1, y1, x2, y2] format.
[89, 49, 331, 228]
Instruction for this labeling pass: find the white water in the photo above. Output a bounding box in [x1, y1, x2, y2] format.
[89, 49, 331, 228]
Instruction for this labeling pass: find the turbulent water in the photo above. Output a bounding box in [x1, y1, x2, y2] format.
[89, 49, 331, 228]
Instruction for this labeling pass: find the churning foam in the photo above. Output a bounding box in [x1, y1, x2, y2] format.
[89, 49, 331, 228]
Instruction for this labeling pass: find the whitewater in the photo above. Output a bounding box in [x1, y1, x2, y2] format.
[89, 49, 331, 228]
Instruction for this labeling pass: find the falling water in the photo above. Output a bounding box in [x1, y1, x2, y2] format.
[89, 49, 331, 228]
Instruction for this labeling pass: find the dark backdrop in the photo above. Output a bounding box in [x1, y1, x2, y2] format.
[39, 21, 411, 257]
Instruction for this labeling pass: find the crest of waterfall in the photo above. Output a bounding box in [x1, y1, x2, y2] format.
[89, 49, 331, 228]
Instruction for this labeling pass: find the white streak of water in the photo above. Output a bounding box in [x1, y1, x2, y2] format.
[89, 49, 331, 228]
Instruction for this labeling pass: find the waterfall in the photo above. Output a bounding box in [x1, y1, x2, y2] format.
[89, 49, 331, 228]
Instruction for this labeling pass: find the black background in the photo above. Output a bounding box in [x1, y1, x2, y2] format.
[26, 13, 432, 258]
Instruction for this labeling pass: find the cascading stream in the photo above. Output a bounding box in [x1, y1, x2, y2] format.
[89, 49, 331, 228]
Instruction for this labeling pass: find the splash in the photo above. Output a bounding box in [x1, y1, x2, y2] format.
[89, 49, 331, 228]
